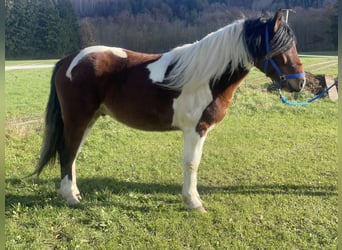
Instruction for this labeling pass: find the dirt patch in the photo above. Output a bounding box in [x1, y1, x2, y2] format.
[304, 72, 328, 95]
[5, 117, 43, 139]
[267, 72, 338, 96]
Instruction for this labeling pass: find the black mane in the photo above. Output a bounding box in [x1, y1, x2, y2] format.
[243, 16, 296, 61]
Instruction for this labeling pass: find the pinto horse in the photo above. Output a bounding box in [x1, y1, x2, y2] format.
[34, 10, 305, 212]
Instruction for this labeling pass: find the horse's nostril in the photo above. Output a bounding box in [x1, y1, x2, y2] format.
[299, 79, 306, 90]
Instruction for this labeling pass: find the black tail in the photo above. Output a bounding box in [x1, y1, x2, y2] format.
[32, 60, 64, 176]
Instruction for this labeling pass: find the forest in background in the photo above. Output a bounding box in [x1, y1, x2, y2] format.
[5, 0, 338, 59]
[5, 0, 80, 58]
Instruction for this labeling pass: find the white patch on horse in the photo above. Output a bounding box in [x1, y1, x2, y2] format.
[59, 172, 81, 205]
[146, 52, 172, 83]
[171, 83, 213, 130]
[66, 46, 127, 80]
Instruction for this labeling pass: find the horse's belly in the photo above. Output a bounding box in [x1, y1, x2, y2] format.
[100, 100, 177, 131]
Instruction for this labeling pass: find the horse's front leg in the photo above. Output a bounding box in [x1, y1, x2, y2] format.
[182, 129, 207, 212]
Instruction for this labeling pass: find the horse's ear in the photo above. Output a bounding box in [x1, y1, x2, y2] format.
[272, 9, 283, 32]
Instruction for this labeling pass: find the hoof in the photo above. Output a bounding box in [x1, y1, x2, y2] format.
[182, 195, 206, 213]
[65, 194, 81, 206]
[192, 206, 207, 213]
[60, 176, 82, 206]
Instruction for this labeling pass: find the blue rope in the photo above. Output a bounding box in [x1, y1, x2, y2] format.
[279, 81, 338, 106]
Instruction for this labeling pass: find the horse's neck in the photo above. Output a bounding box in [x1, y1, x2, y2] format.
[210, 64, 250, 97]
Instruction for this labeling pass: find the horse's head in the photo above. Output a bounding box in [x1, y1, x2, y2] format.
[245, 10, 306, 92]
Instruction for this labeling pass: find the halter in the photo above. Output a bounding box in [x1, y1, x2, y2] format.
[263, 24, 306, 89]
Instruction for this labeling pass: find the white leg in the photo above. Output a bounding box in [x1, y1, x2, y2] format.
[59, 161, 81, 205]
[182, 129, 207, 212]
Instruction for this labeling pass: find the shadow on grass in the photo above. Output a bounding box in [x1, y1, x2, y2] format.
[6, 177, 337, 211]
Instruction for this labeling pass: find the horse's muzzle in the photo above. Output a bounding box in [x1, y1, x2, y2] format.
[287, 77, 306, 92]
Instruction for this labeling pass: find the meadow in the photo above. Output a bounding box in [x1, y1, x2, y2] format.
[5, 56, 337, 249]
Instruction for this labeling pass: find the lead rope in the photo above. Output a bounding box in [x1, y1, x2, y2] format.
[279, 81, 338, 106]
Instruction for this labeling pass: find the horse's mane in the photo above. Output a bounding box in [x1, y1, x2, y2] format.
[269, 22, 297, 56]
[159, 19, 253, 90]
[244, 17, 296, 59]
[154, 15, 296, 91]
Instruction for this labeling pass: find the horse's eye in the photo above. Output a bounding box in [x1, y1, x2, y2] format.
[292, 63, 302, 68]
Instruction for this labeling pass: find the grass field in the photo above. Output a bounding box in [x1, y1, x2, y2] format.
[5, 57, 338, 249]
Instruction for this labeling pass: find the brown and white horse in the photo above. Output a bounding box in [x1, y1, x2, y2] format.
[34, 10, 305, 212]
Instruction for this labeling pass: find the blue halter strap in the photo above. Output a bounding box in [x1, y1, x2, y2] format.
[263, 24, 306, 89]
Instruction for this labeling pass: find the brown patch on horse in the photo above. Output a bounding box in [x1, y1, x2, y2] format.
[100, 60, 181, 130]
[92, 51, 126, 77]
[92, 50, 164, 77]
[196, 70, 249, 137]
[124, 50, 162, 67]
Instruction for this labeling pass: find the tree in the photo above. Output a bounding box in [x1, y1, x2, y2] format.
[5, 0, 80, 59]
[56, 0, 81, 56]
[5, 0, 36, 58]
[33, 1, 61, 58]
[30, 0, 336, 54]
[79, 18, 96, 48]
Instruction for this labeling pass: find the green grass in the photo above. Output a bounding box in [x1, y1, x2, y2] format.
[5, 58, 337, 249]
[5, 69, 51, 120]
[5, 59, 58, 67]
[300, 51, 338, 56]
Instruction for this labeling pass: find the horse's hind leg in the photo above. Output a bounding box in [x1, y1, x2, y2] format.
[59, 115, 98, 205]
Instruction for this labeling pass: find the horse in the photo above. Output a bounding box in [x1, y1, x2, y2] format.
[33, 10, 305, 212]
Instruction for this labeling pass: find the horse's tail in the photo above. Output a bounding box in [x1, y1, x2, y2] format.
[32, 60, 64, 177]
